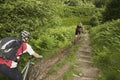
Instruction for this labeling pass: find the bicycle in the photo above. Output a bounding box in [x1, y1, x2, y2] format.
[73, 34, 80, 45]
[21, 56, 42, 80]
[21, 56, 33, 80]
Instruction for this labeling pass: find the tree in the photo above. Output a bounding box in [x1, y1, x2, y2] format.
[93, 0, 110, 8]
[102, 0, 120, 22]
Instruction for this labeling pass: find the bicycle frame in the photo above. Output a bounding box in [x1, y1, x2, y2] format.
[73, 35, 80, 45]
[21, 56, 32, 80]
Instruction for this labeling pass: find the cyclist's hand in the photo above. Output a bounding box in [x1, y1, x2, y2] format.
[33, 53, 43, 59]
[38, 55, 43, 59]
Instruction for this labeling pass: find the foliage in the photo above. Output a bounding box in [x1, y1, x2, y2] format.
[90, 19, 120, 80]
[102, 0, 120, 22]
[30, 25, 75, 57]
[64, 0, 80, 6]
[63, 5, 73, 17]
[62, 17, 82, 26]
[0, 0, 64, 38]
[93, 0, 110, 8]
[89, 8, 103, 26]
[68, 6, 102, 17]
[89, 15, 99, 26]
[64, 0, 95, 7]
[63, 0, 96, 17]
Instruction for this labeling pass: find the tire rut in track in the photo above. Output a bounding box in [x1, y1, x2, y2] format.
[28, 45, 72, 80]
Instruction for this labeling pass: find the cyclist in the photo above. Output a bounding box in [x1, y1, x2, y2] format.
[75, 23, 83, 39]
[0, 30, 43, 80]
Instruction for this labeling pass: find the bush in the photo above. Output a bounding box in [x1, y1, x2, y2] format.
[90, 19, 120, 80]
[89, 15, 99, 26]
[0, 0, 64, 38]
[64, 0, 79, 6]
[102, 0, 120, 22]
[93, 0, 110, 8]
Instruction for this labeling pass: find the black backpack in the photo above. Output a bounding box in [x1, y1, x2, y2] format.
[0, 37, 23, 61]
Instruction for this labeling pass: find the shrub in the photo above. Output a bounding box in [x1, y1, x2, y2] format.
[90, 19, 120, 80]
[102, 0, 120, 22]
[89, 15, 99, 26]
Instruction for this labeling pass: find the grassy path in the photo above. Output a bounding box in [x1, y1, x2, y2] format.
[28, 30, 99, 80]
[71, 30, 99, 80]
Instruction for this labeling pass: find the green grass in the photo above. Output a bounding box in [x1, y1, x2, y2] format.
[62, 16, 80, 26]
[62, 16, 90, 27]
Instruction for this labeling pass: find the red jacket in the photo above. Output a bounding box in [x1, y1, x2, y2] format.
[0, 42, 27, 67]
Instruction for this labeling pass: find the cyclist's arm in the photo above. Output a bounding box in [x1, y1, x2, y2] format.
[26, 43, 43, 59]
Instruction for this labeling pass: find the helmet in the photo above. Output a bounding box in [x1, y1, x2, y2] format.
[21, 30, 30, 41]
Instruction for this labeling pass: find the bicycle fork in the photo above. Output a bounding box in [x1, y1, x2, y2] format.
[21, 60, 31, 80]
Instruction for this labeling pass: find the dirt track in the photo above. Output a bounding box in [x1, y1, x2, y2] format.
[28, 30, 99, 80]
[71, 31, 99, 80]
[28, 43, 72, 80]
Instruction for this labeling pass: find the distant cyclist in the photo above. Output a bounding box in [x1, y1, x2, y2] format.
[0, 30, 43, 80]
[75, 23, 83, 39]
